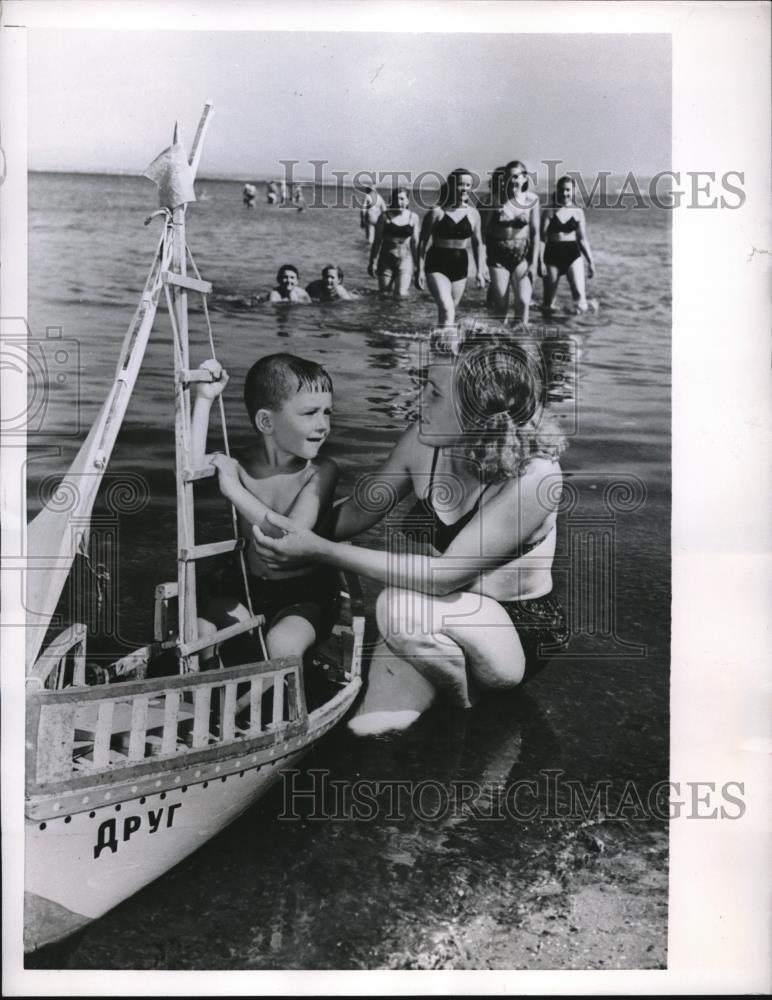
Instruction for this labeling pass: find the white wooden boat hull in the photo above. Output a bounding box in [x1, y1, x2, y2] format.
[26, 745, 304, 948]
[25, 637, 363, 952]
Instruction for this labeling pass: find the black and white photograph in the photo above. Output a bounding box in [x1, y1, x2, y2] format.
[1, 1, 769, 994]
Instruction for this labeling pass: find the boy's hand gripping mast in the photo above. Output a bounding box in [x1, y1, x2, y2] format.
[153, 104, 266, 671]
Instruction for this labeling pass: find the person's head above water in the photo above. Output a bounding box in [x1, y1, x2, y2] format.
[420, 328, 563, 479]
[243, 354, 333, 458]
[321, 264, 343, 287]
[276, 263, 300, 286]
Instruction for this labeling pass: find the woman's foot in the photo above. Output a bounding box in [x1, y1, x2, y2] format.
[347, 709, 421, 737]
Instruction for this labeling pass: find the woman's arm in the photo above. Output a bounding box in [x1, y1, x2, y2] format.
[576, 210, 595, 278]
[416, 208, 439, 288]
[368, 214, 387, 276]
[409, 212, 420, 268]
[332, 425, 417, 540]
[255, 460, 560, 596]
[529, 197, 541, 273]
[470, 207, 488, 286]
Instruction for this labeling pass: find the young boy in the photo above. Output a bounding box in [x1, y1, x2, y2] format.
[306, 264, 355, 302]
[268, 264, 312, 303]
[191, 353, 338, 660]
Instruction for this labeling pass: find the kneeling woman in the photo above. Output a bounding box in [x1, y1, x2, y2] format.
[253, 332, 568, 736]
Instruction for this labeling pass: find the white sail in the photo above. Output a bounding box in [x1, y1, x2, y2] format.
[25, 106, 215, 673]
[25, 235, 169, 671]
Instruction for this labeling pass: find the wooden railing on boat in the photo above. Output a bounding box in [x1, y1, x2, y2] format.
[26, 657, 308, 787]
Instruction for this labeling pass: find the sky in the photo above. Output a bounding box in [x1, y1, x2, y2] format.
[28, 28, 670, 180]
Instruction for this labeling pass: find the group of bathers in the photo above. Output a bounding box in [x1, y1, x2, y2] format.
[422, 207, 584, 283]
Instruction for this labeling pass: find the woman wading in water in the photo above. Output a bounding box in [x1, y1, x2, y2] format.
[416, 169, 488, 332]
[484, 160, 540, 325]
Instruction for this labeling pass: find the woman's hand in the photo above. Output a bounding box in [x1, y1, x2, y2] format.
[415, 268, 426, 291]
[367, 261, 375, 278]
[476, 265, 489, 288]
[252, 510, 323, 565]
[196, 359, 229, 400]
[587, 262, 595, 280]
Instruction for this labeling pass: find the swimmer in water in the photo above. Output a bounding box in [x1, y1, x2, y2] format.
[368, 187, 420, 298]
[243, 183, 258, 208]
[540, 175, 596, 314]
[306, 264, 356, 301]
[416, 168, 488, 330]
[269, 264, 312, 303]
[484, 160, 540, 325]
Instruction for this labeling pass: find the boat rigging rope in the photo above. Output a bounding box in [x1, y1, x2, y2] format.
[186, 243, 267, 660]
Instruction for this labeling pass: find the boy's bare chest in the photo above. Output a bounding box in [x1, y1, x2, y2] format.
[238, 459, 311, 515]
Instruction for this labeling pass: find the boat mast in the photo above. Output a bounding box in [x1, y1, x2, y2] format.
[168, 104, 213, 673]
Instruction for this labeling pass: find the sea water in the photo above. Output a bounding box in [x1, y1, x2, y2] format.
[26, 173, 670, 969]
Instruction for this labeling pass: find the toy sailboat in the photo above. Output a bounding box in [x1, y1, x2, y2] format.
[24, 104, 363, 952]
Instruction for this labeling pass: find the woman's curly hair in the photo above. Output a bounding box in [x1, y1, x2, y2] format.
[449, 328, 566, 481]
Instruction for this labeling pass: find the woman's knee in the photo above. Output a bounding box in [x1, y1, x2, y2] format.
[375, 587, 442, 657]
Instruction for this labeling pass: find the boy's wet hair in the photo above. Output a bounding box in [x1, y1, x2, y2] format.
[276, 263, 300, 282]
[322, 264, 342, 280]
[244, 353, 333, 427]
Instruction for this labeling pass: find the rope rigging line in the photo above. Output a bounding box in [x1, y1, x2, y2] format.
[185, 242, 267, 660]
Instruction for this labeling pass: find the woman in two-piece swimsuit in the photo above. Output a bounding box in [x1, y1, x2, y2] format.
[540, 175, 595, 313]
[484, 160, 540, 325]
[368, 187, 420, 297]
[416, 168, 488, 330]
[253, 330, 568, 737]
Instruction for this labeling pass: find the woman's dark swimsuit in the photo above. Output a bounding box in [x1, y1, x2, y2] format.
[425, 213, 473, 282]
[544, 213, 582, 276]
[377, 218, 414, 275]
[486, 210, 531, 271]
[402, 449, 568, 680]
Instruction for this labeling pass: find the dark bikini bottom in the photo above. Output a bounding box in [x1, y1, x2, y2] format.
[544, 241, 582, 276]
[487, 238, 530, 271]
[499, 592, 569, 682]
[425, 246, 469, 283]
